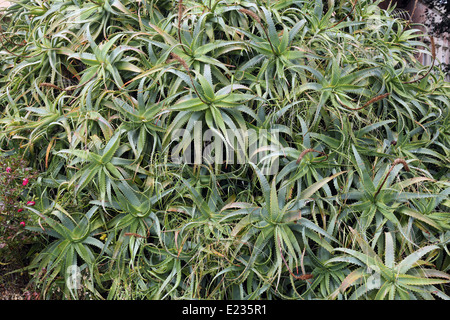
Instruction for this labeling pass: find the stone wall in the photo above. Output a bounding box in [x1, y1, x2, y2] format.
[406, 1, 449, 74]
[0, 1, 10, 9]
[380, 0, 449, 79]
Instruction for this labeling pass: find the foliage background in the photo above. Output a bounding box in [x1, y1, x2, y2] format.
[0, 0, 449, 300]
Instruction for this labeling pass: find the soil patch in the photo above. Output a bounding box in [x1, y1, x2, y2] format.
[0, 264, 29, 300]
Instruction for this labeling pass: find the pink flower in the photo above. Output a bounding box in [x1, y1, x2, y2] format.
[19, 221, 26, 227]
[27, 201, 35, 206]
[22, 178, 29, 186]
[17, 208, 24, 213]
[6, 167, 12, 173]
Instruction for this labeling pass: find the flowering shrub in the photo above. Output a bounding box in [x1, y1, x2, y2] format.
[0, 154, 39, 266]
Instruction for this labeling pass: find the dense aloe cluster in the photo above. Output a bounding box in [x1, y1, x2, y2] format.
[0, 0, 449, 300]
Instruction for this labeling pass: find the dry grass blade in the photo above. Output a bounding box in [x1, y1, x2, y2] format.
[39, 83, 64, 91]
[170, 52, 207, 103]
[124, 232, 146, 238]
[239, 8, 276, 53]
[170, 52, 190, 71]
[239, 8, 261, 25]
[337, 93, 390, 111]
[277, 236, 313, 281]
[296, 148, 328, 164]
[374, 158, 410, 199]
[329, 0, 358, 29]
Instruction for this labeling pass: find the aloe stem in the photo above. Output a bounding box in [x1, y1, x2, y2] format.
[374, 159, 410, 199]
[296, 149, 328, 164]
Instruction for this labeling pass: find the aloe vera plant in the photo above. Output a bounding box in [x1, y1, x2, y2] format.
[26, 204, 108, 299]
[328, 229, 450, 300]
[0, 0, 448, 300]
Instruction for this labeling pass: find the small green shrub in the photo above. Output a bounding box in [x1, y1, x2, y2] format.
[0, 154, 39, 268]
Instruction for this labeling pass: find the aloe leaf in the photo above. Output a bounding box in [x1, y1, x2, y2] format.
[100, 131, 121, 164]
[384, 232, 395, 269]
[398, 207, 442, 230]
[261, 7, 280, 48]
[352, 144, 375, 193]
[250, 163, 271, 206]
[331, 268, 365, 299]
[296, 218, 338, 244]
[300, 171, 346, 200]
[397, 245, 439, 274]
[171, 97, 208, 111]
[269, 178, 280, 221]
[197, 72, 215, 101]
[397, 274, 450, 286]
